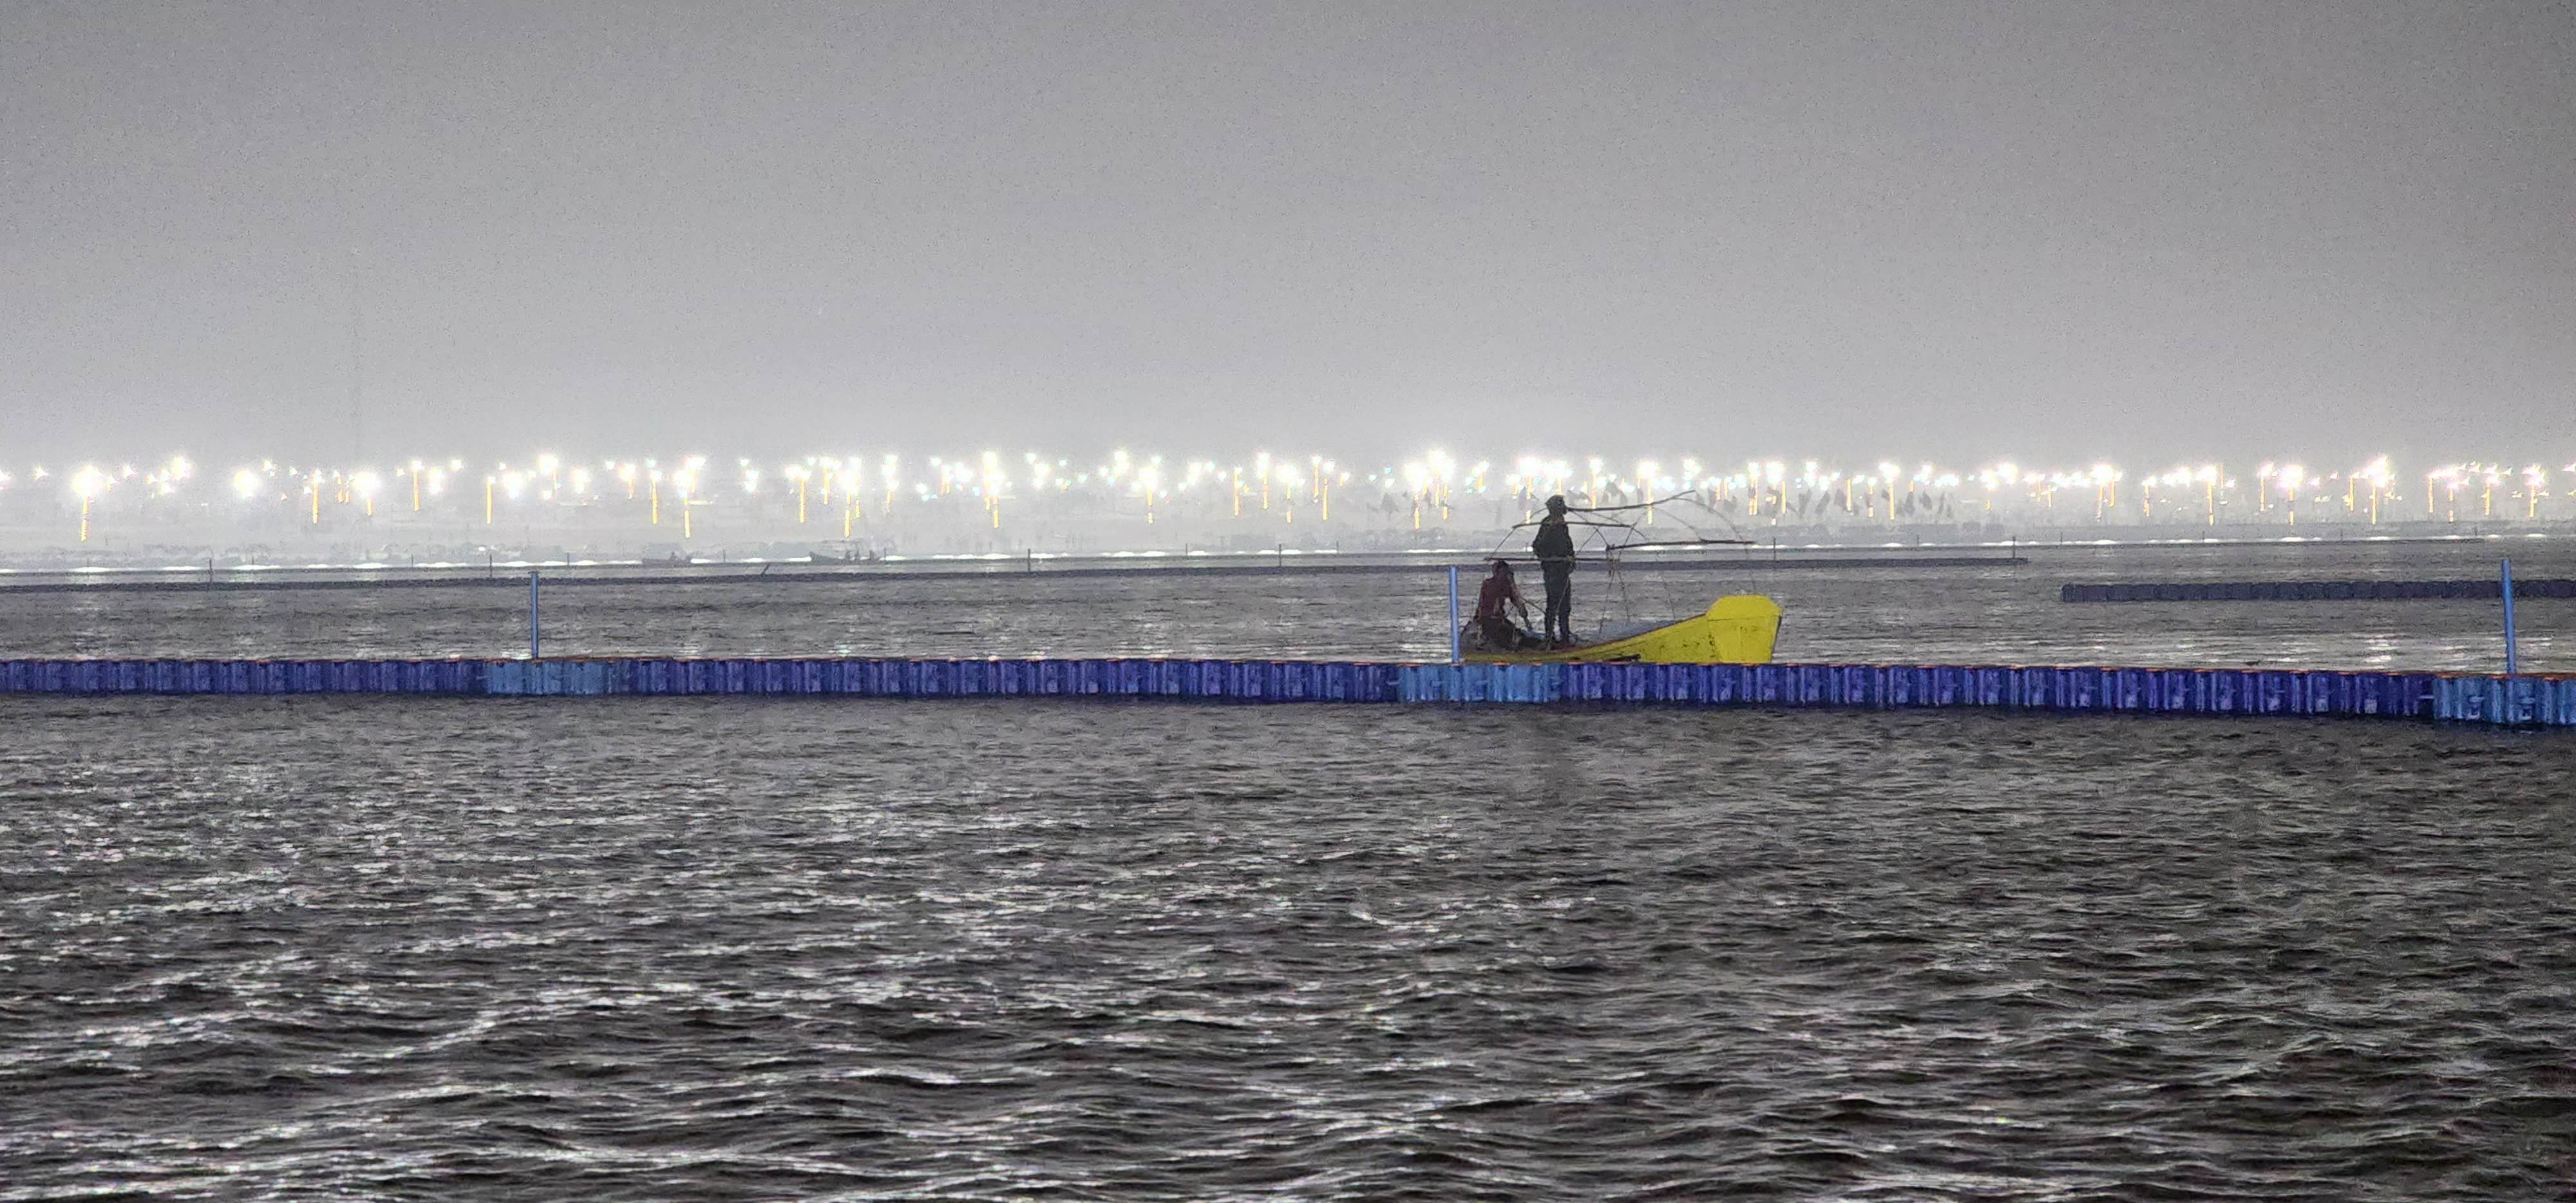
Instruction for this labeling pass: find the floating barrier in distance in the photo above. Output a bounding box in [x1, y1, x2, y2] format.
[2061, 580, 2576, 603]
[0, 657, 2565, 728]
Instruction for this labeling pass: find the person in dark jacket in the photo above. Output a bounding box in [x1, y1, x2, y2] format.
[1531, 495, 1577, 645]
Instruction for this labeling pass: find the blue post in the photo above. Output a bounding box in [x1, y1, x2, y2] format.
[1447, 566, 1461, 664]
[2502, 558, 2517, 676]
[529, 571, 542, 660]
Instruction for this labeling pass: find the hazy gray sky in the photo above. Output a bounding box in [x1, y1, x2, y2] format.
[4, 1, 2570, 464]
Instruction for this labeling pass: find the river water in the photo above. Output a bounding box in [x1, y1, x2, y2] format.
[0, 540, 2568, 671]
[2, 542, 2572, 1200]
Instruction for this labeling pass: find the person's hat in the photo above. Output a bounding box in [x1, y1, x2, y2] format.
[1544, 494, 1567, 513]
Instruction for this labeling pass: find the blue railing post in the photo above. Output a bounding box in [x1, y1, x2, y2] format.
[1448, 566, 1461, 664]
[2502, 558, 2517, 676]
[529, 571, 542, 660]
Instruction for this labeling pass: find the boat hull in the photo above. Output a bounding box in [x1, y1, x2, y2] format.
[1464, 594, 1781, 665]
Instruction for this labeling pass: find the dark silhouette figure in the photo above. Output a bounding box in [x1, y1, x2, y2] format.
[1531, 495, 1577, 645]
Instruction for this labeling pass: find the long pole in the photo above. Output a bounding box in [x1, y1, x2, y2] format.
[2502, 558, 2517, 676]
[1447, 566, 1461, 664]
[529, 571, 542, 660]
[348, 246, 364, 460]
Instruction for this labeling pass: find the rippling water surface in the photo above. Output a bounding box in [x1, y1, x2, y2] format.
[0, 541, 2568, 670]
[5, 699, 2571, 1199]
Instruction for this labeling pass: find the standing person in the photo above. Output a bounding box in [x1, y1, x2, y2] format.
[1531, 495, 1577, 645]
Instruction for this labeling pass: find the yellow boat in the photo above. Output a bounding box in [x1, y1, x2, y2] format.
[1465, 594, 1782, 665]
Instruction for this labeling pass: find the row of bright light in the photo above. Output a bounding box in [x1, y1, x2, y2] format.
[15, 450, 2576, 507]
